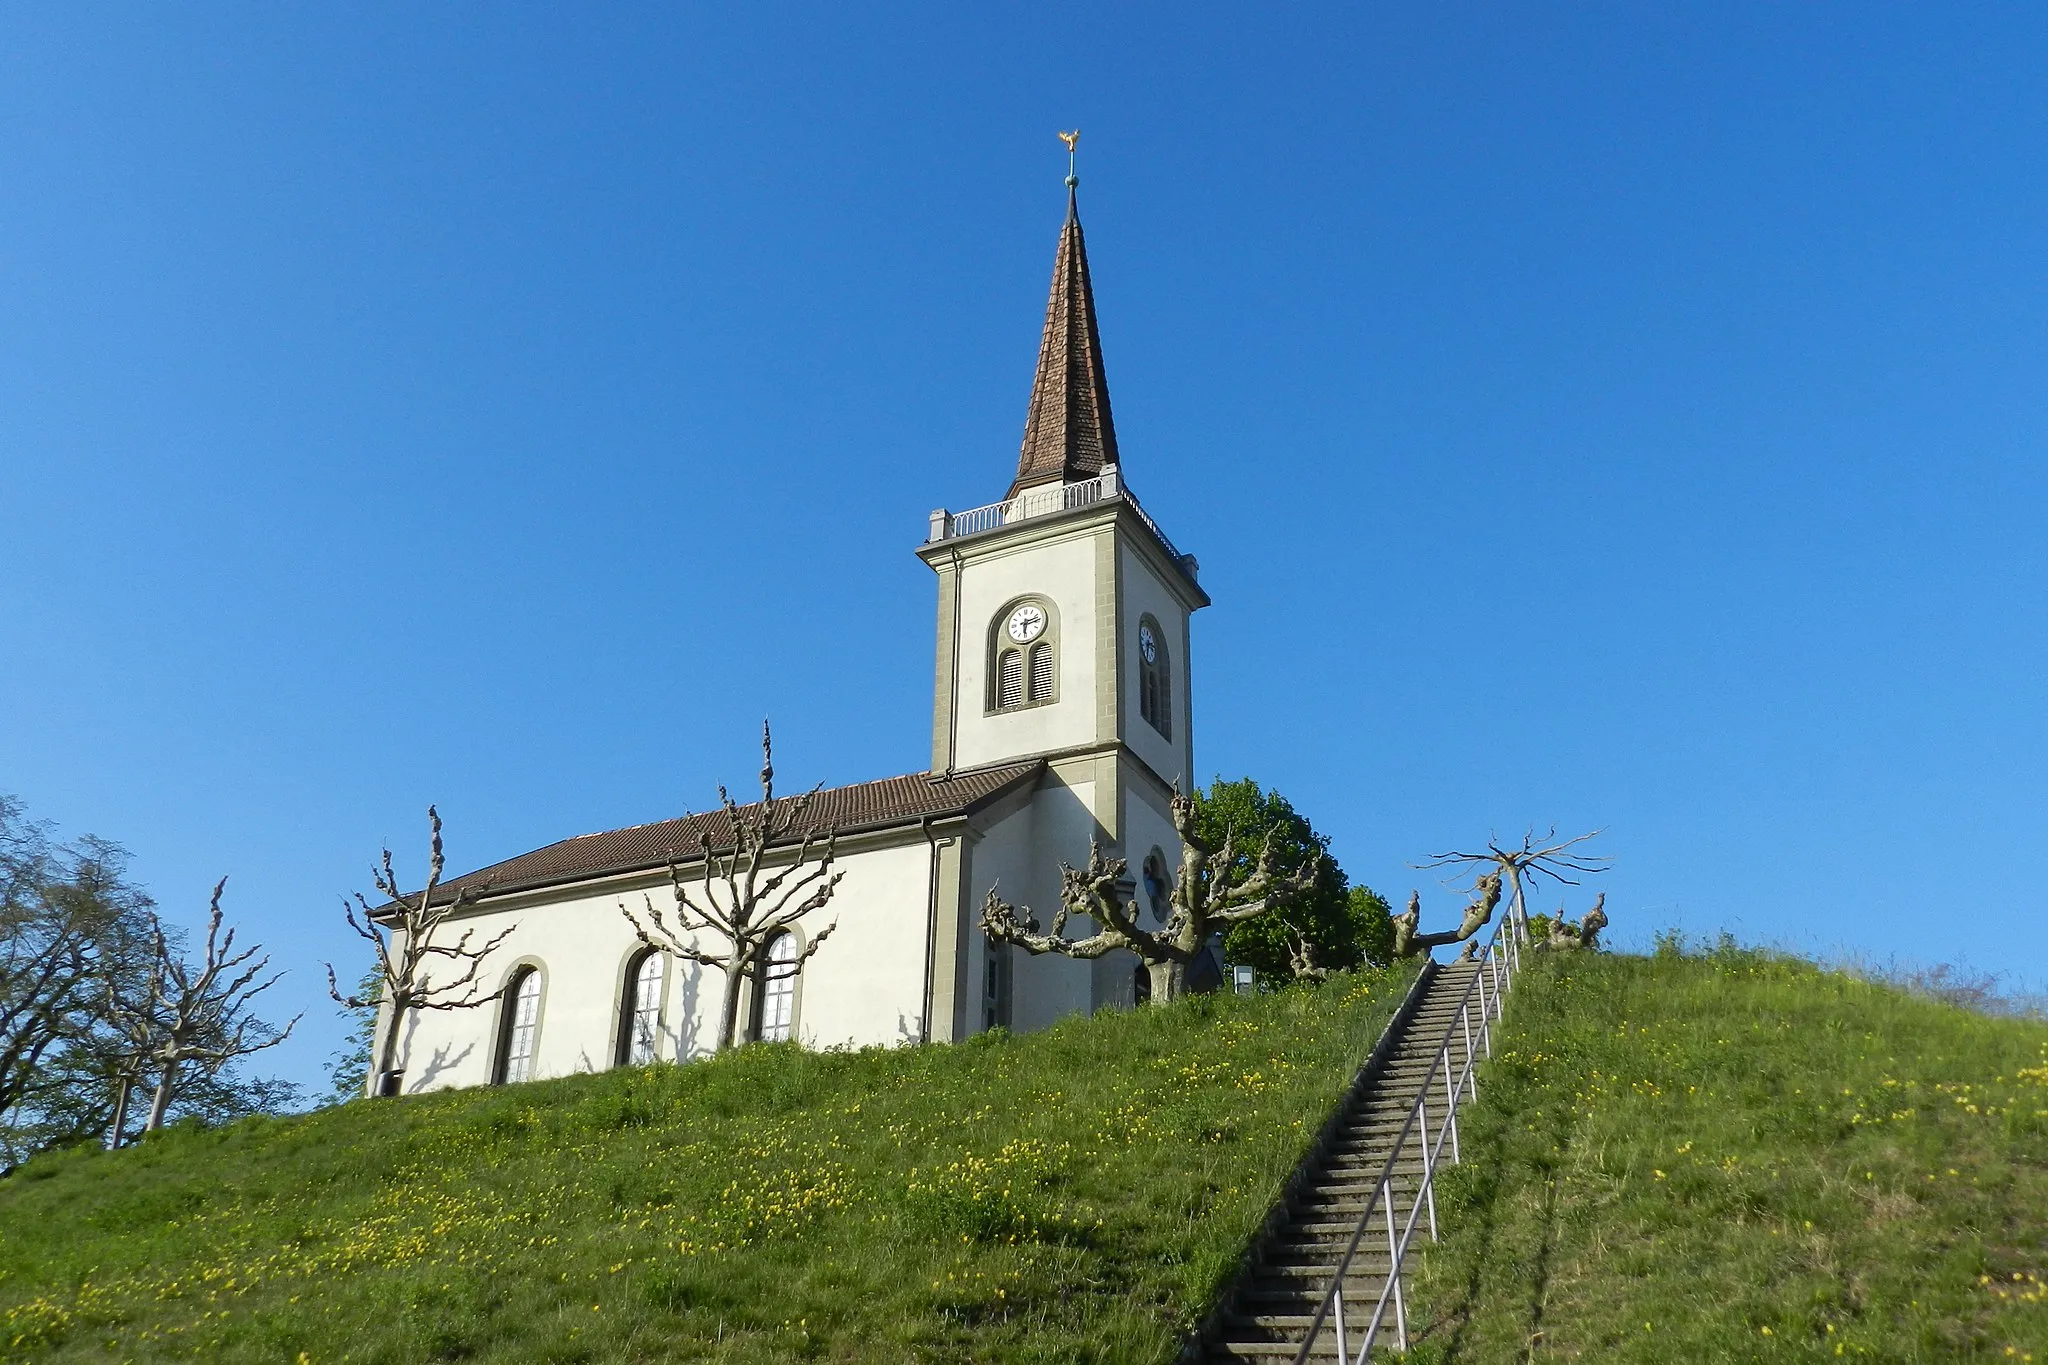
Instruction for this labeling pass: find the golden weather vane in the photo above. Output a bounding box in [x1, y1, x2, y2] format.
[1058, 129, 1080, 186]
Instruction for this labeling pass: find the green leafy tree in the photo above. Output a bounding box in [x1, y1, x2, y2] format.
[324, 967, 380, 1103]
[0, 796, 297, 1165]
[1191, 779, 1393, 983]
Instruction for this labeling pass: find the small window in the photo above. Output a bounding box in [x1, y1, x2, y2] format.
[989, 598, 1058, 712]
[1138, 616, 1172, 740]
[983, 942, 1013, 1031]
[496, 967, 543, 1085]
[757, 932, 799, 1043]
[619, 950, 665, 1066]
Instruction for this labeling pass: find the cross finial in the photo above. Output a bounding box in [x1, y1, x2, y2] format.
[1058, 129, 1080, 188]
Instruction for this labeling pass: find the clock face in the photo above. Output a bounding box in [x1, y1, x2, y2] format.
[1140, 624, 1157, 663]
[1007, 603, 1047, 643]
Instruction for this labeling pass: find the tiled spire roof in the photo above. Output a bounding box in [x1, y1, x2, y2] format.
[1010, 185, 1120, 496]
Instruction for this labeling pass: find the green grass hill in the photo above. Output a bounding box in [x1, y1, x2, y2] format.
[0, 969, 1413, 1364]
[1409, 943, 2048, 1363]
[3, 947, 2043, 1364]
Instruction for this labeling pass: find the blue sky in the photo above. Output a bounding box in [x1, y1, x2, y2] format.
[4, 4, 2044, 1093]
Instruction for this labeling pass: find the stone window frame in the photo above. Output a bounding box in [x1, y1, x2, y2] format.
[1138, 613, 1173, 740]
[492, 960, 547, 1085]
[983, 940, 1014, 1032]
[986, 594, 1061, 715]
[1141, 846, 1173, 923]
[615, 946, 666, 1067]
[747, 927, 808, 1044]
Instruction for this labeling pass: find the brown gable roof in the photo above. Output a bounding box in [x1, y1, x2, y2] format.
[428, 761, 1042, 906]
[1010, 186, 1119, 497]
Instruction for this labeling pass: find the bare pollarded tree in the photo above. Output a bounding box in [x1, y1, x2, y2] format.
[1390, 874, 1505, 959]
[1387, 828, 1611, 959]
[324, 807, 514, 1097]
[620, 723, 844, 1052]
[1420, 829, 1609, 942]
[1538, 891, 1609, 951]
[104, 879, 301, 1134]
[980, 787, 1322, 1003]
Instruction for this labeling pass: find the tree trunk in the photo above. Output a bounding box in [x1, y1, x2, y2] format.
[1505, 867, 1531, 942]
[1145, 958, 1185, 1004]
[106, 1075, 132, 1150]
[372, 996, 404, 1097]
[717, 950, 748, 1051]
[144, 1065, 176, 1132]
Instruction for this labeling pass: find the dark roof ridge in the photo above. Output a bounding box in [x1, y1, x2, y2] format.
[425, 760, 1044, 906]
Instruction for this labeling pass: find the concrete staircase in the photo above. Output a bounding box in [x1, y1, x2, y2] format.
[1197, 957, 1492, 1363]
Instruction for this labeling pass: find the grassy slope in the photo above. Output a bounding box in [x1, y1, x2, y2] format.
[0, 967, 1412, 1364]
[1409, 946, 2048, 1363]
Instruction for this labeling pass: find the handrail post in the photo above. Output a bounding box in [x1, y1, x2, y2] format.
[1418, 1092, 1437, 1240]
[1332, 1283, 1346, 1365]
[1387, 1184, 1408, 1351]
[1444, 1045, 1462, 1165]
[1460, 1001, 1477, 1099]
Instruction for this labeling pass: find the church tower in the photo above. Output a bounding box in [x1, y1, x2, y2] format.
[917, 165, 1210, 1024]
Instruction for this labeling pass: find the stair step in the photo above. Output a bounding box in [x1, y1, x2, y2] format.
[1199, 960, 1515, 1361]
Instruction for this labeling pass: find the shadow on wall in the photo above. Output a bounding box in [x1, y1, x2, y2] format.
[411, 1041, 474, 1093]
[671, 960, 707, 1060]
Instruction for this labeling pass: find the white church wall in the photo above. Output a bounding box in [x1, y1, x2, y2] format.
[951, 530, 1101, 771]
[962, 772, 1101, 1034]
[390, 837, 940, 1094]
[780, 840, 935, 1050]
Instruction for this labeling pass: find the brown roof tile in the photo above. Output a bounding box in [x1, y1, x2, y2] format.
[1010, 186, 1119, 497]
[432, 761, 1043, 904]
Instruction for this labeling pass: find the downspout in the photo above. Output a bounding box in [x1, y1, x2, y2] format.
[920, 815, 940, 1044]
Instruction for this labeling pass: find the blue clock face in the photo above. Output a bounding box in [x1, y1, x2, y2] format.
[1140, 624, 1157, 663]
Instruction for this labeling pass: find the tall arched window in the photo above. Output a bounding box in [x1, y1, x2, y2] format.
[756, 932, 800, 1043]
[495, 966, 543, 1085]
[1138, 616, 1172, 739]
[989, 597, 1058, 712]
[618, 949, 665, 1066]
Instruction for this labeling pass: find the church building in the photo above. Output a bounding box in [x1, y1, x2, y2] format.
[380, 176, 1214, 1092]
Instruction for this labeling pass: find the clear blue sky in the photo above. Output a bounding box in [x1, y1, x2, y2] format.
[4, 4, 2044, 1093]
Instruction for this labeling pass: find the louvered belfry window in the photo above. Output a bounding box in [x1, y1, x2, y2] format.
[991, 598, 1057, 713]
[998, 649, 1025, 708]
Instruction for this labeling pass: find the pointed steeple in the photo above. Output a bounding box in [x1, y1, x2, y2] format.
[1011, 169, 1119, 497]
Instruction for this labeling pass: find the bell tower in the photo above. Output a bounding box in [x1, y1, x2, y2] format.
[915, 158, 1208, 857]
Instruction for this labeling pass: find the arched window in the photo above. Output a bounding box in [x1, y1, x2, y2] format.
[989, 597, 1058, 712]
[756, 932, 800, 1043]
[1138, 616, 1172, 740]
[1142, 848, 1173, 923]
[618, 949, 665, 1066]
[495, 966, 543, 1085]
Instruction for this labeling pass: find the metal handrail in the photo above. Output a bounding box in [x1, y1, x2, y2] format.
[1291, 916, 1524, 1364]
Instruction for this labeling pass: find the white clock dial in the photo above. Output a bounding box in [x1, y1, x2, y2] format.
[1007, 604, 1047, 643]
[1140, 624, 1157, 662]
